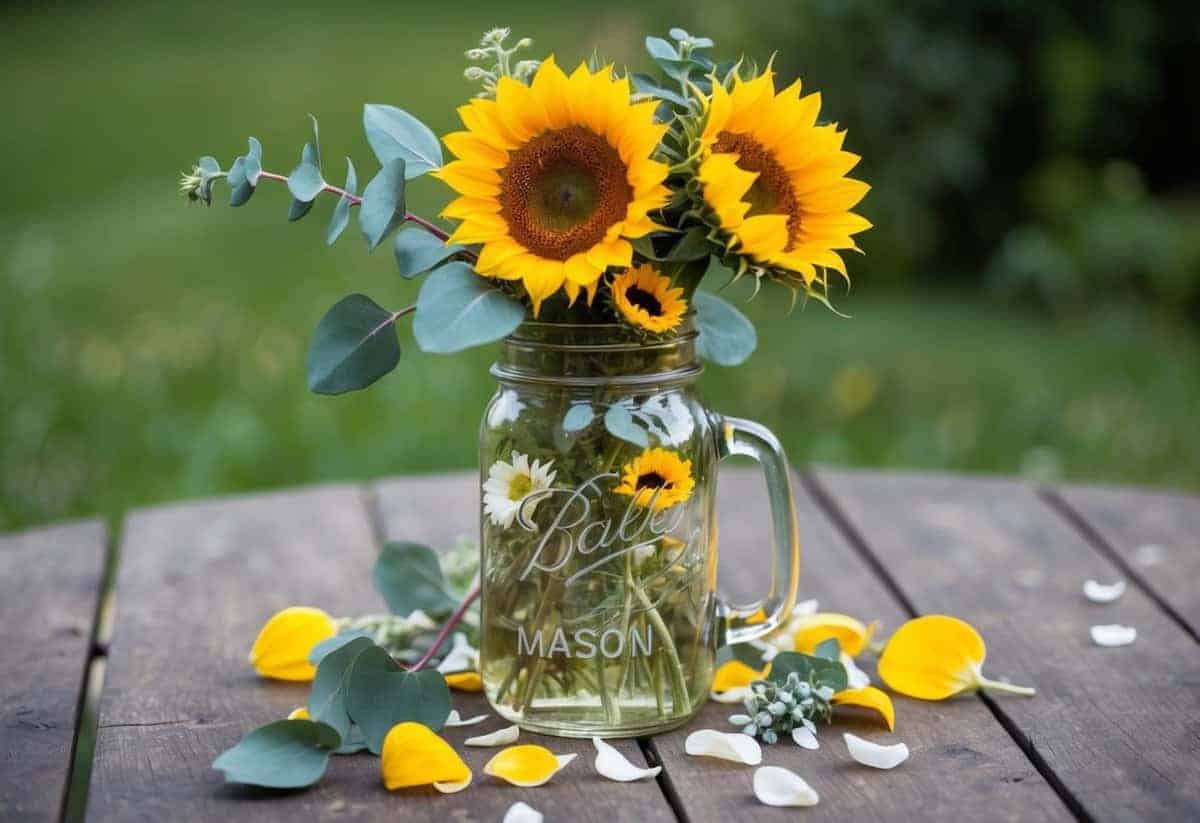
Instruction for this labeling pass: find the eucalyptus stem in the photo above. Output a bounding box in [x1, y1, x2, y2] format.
[405, 583, 480, 673]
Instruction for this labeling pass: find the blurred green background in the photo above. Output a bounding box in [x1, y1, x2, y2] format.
[2, 0, 1197, 531]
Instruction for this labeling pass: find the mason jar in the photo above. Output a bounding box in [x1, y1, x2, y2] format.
[478, 320, 801, 737]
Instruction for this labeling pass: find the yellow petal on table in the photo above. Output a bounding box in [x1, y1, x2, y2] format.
[445, 671, 484, 692]
[287, 707, 310, 720]
[248, 606, 337, 681]
[832, 686, 895, 731]
[484, 745, 576, 787]
[381, 722, 472, 791]
[712, 660, 766, 693]
[878, 614, 1036, 700]
[793, 612, 876, 657]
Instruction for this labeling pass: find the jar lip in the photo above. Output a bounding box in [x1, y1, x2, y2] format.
[514, 314, 696, 333]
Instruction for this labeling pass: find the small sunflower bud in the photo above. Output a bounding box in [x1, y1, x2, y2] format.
[465, 48, 489, 61]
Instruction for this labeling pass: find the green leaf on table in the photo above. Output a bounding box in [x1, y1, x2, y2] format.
[814, 637, 841, 661]
[326, 157, 357, 246]
[288, 161, 324, 204]
[604, 402, 649, 448]
[393, 226, 467, 279]
[334, 724, 368, 755]
[359, 157, 406, 251]
[694, 291, 757, 366]
[308, 630, 372, 665]
[373, 541, 458, 616]
[363, 103, 443, 178]
[412, 262, 525, 354]
[562, 404, 595, 433]
[716, 642, 767, 671]
[306, 294, 400, 395]
[307, 636, 375, 741]
[768, 651, 848, 693]
[345, 645, 451, 753]
[211, 719, 339, 789]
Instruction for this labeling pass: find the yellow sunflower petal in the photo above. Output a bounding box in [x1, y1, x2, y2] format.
[530, 56, 572, 129]
[833, 686, 895, 731]
[712, 660, 766, 693]
[442, 131, 508, 169]
[484, 745, 575, 787]
[248, 606, 336, 681]
[445, 671, 483, 692]
[381, 722, 471, 791]
[878, 615, 1036, 700]
[793, 613, 877, 658]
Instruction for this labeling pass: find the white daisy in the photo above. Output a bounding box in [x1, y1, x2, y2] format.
[483, 451, 555, 529]
[487, 390, 526, 428]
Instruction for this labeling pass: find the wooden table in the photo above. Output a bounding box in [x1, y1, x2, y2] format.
[3, 469, 1197, 822]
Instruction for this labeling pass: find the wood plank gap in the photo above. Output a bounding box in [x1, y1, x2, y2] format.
[801, 470, 1095, 823]
[1039, 489, 1200, 644]
[637, 737, 690, 823]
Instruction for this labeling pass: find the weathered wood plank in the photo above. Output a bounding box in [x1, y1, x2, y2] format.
[371, 472, 676, 823]
[1, 519, 106, 822]
[1051, 484, 1200, 640]
[814, 469, 1200, 821]
[647, 470, 1068, 822]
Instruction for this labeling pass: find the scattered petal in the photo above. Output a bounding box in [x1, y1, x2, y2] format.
[434, 771, 473, 793]
[712, 660, 766, 693]
[878, 615, 1036, 699]
[710, 686, 751, 704]
[465, 724, 521, 747]
[287, 707, 310, 720]
[793, 598, 820, 618]
[444, 710, 489, 727]
[844, 733, 909, 769]
[593, 737, 661, 782]
[841, 653, 871, 689]
[381, 722, 471, 790]
[484, 745, 575, 786]
[249, 606, 337, 681]
[445, 671, 484, 692]
[504, 801, 544, 823]
[1091, 624, 1137, 647]
[437, 632, 479, 674]
[793, 612, 877, 657]
[833, 686, 895, 731]
[1083, 579, 1126, 604]
[791, 725, 819, 750]
[684, 729, 762, 765]
[753, 765, 819, 807]
[1133, 544, 1165, 567]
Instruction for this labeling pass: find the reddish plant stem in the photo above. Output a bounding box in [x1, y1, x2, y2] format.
[406, 582, 481, 672]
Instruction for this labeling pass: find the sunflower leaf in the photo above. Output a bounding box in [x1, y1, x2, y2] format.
[412, 261, 525, 353]
[363, 103, 443, 178]
[393, 226, 467, 279]
[372, 541, 458, 617]
[359, 158, 407, 251]
[664, 226, 711, 261]
[306, 293, 401, 395]
[694, 291, 757, 366]
[211, 719, 340, 789]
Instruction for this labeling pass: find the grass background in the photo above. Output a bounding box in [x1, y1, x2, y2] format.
[2, 1, 1197, 531]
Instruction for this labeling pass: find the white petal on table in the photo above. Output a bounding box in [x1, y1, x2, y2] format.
[1091, 624, 1137, 647]
[1083, 579, 1126, 604]
[592, 737, 661, 782]
[792, 725, 819, 750]
[443, 710, 489, 727]
[684, 729, 762, 765]
[465, 724, 520, 747]
[753, 765, 820, 807]
[503, 801, 544, 823]
[710, 686, 751, 704]
[844, 733, 909, 769]
[842, 653, 871, 689]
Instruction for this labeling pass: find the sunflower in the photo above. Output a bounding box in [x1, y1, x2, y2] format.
[434, 58, 671, 314]
[614, 447, 695, 511]
[611, 264, 687, 333]
[695, 71, 871, 288]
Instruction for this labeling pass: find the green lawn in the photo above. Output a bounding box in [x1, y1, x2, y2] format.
[2, 1, 1197, 530]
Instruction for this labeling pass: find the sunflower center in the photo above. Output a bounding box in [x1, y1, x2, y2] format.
[636, 471, 669, 489]
[713, 131, 801, 250]
[508, 474, 533, 501]
[625, 285, 663, 317]
[499, 126, 633, 261]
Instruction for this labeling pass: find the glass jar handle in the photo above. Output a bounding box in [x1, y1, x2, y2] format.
[714, 415, 801, 646]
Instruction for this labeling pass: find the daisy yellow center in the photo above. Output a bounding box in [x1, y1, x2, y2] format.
[499, 126, 633, 261]
[624, 285, 663, 317]
[636, 471, 669, 489]
[508, 473, 533, 500]
[713, 131, 801, 250]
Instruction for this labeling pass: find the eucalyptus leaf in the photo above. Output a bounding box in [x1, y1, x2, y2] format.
[562, 404, 595, 433]
[814, 637, 841, 661]
[227, 156, 254, 207]
[373, 541, 458, 616]
[308, 630, 373, 665]
[412, 262, 525, 354]
[694, 290, 757, 366]
[326, 157, 357, 246]
[604, 403, 649, 448]
[631, 73, 689, 107]
[393, 227, 467, 279]
[767, 651, 848, 693]
[197, 156, 221, 176]
[306, 294, 400, 395]
[345, 646, 451, 753]
[288, 161, 324, 203]
[334, 724, 368, 755]
[211, 719, 339, 789]
[289, 197, 314, 222]
[363, 103, 443, 178]
[244, 136, 263, 185]
[308, 636, 375, 741]
[645, 36, 680, 61]
[716, 642, 767, 670]
[359, 157, 406, 251]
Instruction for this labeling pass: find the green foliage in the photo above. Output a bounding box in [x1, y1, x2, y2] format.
[344, 645, 451, 753]
[412, 262, 525, 353]
[813, 637, 841, 661]
[211, 719, 340, 789]
[768, 651, 848, 693]
[308, 630, 372, 665]
[306, 294, 401, 395]
[288, 118, 322, 221]
[307, 636, 374, 740]
[358, 157, 407, 251]
[287, 160, 324, 204]
[603, 402, 649, 448]
[562, 404, 595, 433]
[694, 291, 757, 366]
[393, 227, 468, 279]
[362, 103, 443, 179]
[227, 137, 262, 207]
[372, 541, 459, 616]
[326, 158, 357, 246]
